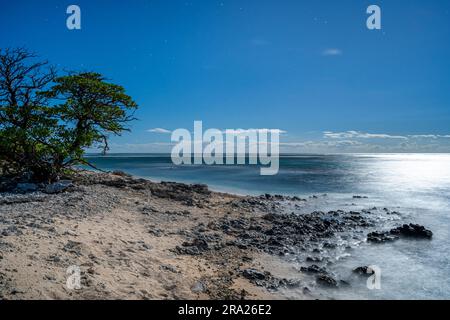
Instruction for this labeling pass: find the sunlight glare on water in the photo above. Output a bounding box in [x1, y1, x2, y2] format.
[361, 154, 450, 193]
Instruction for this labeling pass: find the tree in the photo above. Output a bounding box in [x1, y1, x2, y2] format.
[42, 72, 137, 172]
[0, 48, 137, 182]
[0, 48, 58, 180]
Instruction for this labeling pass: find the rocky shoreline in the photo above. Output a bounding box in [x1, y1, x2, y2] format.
[0, 170, 432, 300]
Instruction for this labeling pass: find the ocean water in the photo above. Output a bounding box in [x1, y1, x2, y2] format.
[86, 153, 450, 300]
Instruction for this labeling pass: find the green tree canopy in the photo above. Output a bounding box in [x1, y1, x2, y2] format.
[0, 48, 138, 182]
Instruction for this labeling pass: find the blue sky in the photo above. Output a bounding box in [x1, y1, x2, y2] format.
[1, 0, 449, 152]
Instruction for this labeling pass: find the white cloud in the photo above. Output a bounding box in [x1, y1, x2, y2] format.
[324, 131, 450, 140]
[409, 135, 438, 139]
[222, 129, 286, 135]
[322, 48, 342, 56]
[97, 128, 450, 154]
[410, 134, 450, 139]
[146, 128, 286, 135]
[281, 140, 363, 148]
[324, 131, 407, 140]
[147, 128, 171, 134]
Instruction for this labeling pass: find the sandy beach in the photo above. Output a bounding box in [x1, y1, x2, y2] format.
[0, 170, 434, 300]
[0, 171, 298, 299]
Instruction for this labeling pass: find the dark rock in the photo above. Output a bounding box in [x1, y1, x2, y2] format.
[306, 256, 323, 263]
[176, 245, 200, 255]
[1, 226, 23, 236]
[191, 184, 210, 195]
[367, 231, 398, 243]
[279, 278, 301, 288]
[353, 266, 374, 275]
[241, 268, 299, 290]
[160, 264, 179, 273]
[242, 268, 266, 281]
[316, 274, 338, 287]
[47, 255, 61, 263]
[227, 240, 248, 249]
[63, 240, 83, 256]
[112, 170, 132, 177]
[176, 236, 211, 255]
[148, 228, 163, 237]
[323, 242, 337, 249]
[43, 180, 73, 194]
[144, 181, 210, 207]
[15, 183, 38, 193]
[368, 224, 433, 243]
[300, 265, 327, 274]
[141, 206, 158, 215]
[190, 238, 209, 250]
[390, 224, 433, 239]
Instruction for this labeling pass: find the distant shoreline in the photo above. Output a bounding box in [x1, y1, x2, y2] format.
[85, 152, 450, 156]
